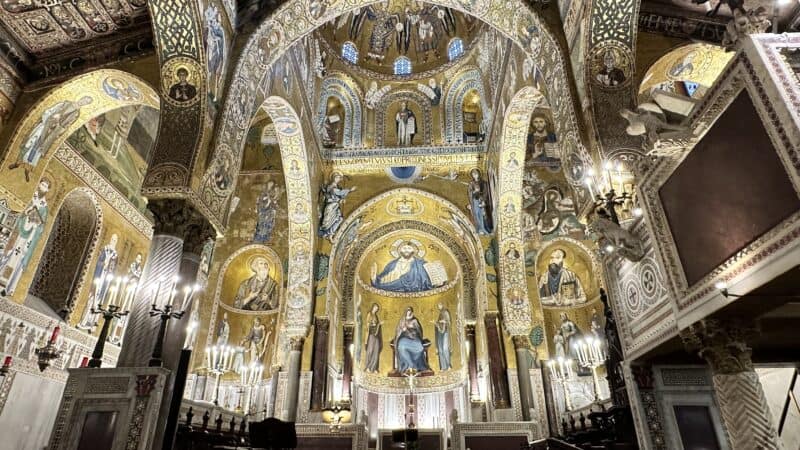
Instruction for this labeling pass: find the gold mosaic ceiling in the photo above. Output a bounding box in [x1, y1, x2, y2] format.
[0, 0, 148, 56]
[318, 0, 483, 78]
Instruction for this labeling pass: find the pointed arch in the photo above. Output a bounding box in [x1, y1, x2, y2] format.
[327, 187, 488, 323]
[196, 0, 595, 334]
[200, 0, 591, 230]
[496, 86, 546, 335]
[0, 69, 159, 206]
[443, 67, 489, 144]
[28, 187, 103, 320]
[317, 73, 364, 148]
[258, 96, 316, 334]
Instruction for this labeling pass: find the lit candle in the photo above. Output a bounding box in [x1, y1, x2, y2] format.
[603, 161, 613, 193]
[49, 326, 60, 344]
[212, 346, 218, 370]
[584, 177, 595, 200]
[152, 282, 162, 309]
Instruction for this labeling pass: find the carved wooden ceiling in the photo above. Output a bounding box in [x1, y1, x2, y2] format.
[0, 0, 152, 82]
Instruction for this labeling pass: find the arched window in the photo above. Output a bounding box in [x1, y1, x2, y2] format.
[393, 57, 412, 75]
[342, 41, 358, 64]
[448, 38, 464, 61]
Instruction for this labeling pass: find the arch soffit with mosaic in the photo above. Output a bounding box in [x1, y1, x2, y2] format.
[0, 69, 160, 207]
[141, 0, 210, 195]
[584, 0, 642, 155]
[375, 89, 433, 146]
[318, 72, 364, 147]
[256, 96, 315, 335]
[497, 86, 546, 335]
[444, 67, 489, 144]
[199, 0, 591, 227]
[328, 188, 487, 323]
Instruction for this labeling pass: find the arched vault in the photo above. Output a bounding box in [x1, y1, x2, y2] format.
[0, 69, 158, 207]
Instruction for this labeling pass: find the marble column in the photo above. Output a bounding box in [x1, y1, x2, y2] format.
[681, 319, 782, 450]
[342, 325, 354, 401]
[310, 317, 329, 411]
[483, 312, 510, 409]
[283, 336, 305, 422]
[512, 335, 533, 421]
[465, 324, 480, 400]
[118, 199, 214, 367]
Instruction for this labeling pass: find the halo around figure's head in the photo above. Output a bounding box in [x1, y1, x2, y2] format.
[389, 238, 425, 258]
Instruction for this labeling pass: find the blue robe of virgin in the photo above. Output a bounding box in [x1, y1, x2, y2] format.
[395, 317, 430, 373]
[372, 257, 432, 293]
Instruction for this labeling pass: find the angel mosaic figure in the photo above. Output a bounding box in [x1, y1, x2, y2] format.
[318, 172, 356, 240]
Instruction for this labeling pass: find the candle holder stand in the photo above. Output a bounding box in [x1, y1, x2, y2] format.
[148, 304, 186, 367]
[88, 304, 129, 368]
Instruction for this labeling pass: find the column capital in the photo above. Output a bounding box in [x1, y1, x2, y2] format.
[147, 198, 216, 242]
[680, 319, 759, 375]
[511, 335, 530, 350]
[342, 325, 354, 340]
[289, 336, 306, 352]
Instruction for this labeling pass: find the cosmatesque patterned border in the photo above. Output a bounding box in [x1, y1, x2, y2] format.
[55, 145, 153, 238]
[637, 49, 800, 322]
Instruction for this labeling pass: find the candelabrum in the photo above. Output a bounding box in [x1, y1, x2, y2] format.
[573, 336, 608, 402]
[205, 344, 235, 406]
[547, 356, 576, 411]
[584, 161, 641, 225]
[88, 304, 129, 368]
[81, 273, 138, 331]
[237, 362, 264, 414]
[148, 277, 199, 367]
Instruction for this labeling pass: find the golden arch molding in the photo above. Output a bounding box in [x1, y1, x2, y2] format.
[199, 0, 593, 333]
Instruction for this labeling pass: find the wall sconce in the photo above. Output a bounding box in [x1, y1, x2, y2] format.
[34, 326, 62, 372]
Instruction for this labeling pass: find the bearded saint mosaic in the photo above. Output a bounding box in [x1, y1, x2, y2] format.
[232, 256, 279, 312]
[369, 239, 447, 294]
[538, 248, 586, 306]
